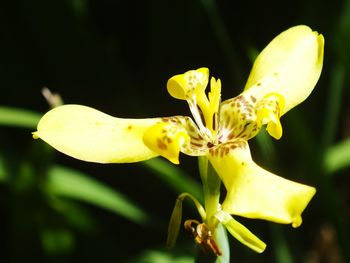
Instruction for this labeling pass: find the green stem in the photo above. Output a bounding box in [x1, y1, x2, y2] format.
[198, 157, 221, 226]
[196, 156, 230, 263]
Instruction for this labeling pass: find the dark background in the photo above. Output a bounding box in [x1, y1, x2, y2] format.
[1, 0, 350, 262]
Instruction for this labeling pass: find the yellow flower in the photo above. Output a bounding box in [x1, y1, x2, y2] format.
[33, 25, 324, 253]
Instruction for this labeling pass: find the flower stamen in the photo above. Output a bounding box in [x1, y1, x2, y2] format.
[187, 77, 222, 143]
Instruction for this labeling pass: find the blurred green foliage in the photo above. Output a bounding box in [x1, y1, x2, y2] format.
[1, 0, 350, 262]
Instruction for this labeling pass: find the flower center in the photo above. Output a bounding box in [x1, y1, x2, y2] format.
[146, 68, 287, 164]
[186, 76, 222, 144]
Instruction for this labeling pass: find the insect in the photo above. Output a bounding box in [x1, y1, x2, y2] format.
[184, 219, 222, 256]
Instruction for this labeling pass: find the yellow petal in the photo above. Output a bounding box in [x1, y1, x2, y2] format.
[208, 141, 316, 227]
[256, 93, 285, 139]
[243, 25, 324, 114]
[143, 121, 190, 164]
[34, 105, 160, 163]
[214, 210, 266, 253]
[167, 67, 209, 100]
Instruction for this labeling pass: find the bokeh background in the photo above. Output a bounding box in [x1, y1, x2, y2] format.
[1, 0, 350, 262]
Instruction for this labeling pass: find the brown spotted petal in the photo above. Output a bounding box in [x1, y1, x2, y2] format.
[167, 68, 209, 100]
[218, 95, 260, 143]
[143, 116, 208, 164]
[243, 25, 324, 115]
[208, 140, 316, 227]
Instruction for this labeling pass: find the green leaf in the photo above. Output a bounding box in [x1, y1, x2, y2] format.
[47, 165, 151, 225]
[0, 154, 8, 183]
[0, 106, 41, 129]
[255, 129, 276, 161]
[270, 225, 294, 263]
[40, 228, 75, 255]
[320, 63, 345, 150]
[127, 249, 193, 263]
[323, 138, 350, 174]
[141, 158, 203, 202]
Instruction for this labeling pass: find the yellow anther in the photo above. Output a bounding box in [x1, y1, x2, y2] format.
[195, 77, 222, 135]
[209, 78, 221, 113]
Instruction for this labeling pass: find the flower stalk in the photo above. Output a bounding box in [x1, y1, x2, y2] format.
[197, 156, 229, 262]
[198, 156, 221, 229]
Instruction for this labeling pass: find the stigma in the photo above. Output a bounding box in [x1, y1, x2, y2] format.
[186, 76, 222, 145]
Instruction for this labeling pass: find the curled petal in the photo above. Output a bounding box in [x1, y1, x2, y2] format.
[214, 210, 266, 253]
[33, 105, 160, 163]
[243, 25, 324, 114]
[143, 120, 190, 164]
[167, 67, 209, 100]
[208, 141, 316, 227]
[256, 93, 285, 139]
